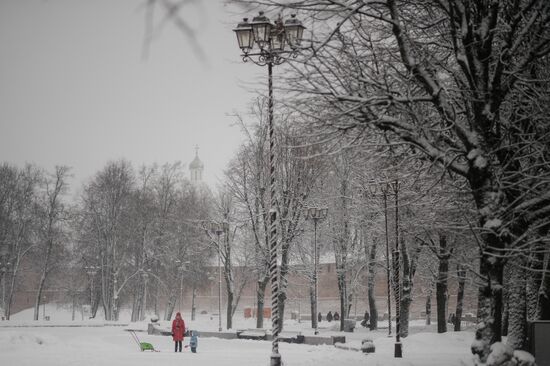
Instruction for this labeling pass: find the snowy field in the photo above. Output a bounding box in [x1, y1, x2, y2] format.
[0, 304, 477, 366]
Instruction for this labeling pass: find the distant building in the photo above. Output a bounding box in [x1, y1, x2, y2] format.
[189, 146, 204, 182]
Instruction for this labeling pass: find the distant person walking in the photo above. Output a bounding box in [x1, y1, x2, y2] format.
[318, 312, 322, 323]
[361, 310, 370, 328]
[172, 312, 186, 352]
[333, 312, 340, 321]
[326, 311, 333, 322]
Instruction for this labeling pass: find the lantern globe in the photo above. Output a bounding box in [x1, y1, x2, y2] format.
[251, 11, 273, 48]
[233, 18, 254, 51]
[284, 14, 305, 48]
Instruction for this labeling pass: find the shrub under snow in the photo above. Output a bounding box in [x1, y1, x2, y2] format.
[361, 338, 375, 354]
[485, 342, 536, 366]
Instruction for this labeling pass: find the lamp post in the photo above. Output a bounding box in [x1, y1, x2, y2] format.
[305, 207, 328, 335]
[203, 221, 226, 332]
[379, 183, 393, 337]
[233, 12, 305, 366]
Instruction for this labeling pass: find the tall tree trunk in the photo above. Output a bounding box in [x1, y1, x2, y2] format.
[71, 293, 76, 321]
[277, 239, 291, 332]
[400, 239, 415, 338]
[507, 262, 527, 350]
[367, 270, 378, 330]
[426, 288, 432, 325]
[455, 265, 466, 331]
[131, 282, 143, 322]
[140, 279, 147, 321]
[468, 171, 511, 363]
[309, 284, 315, 329]
[337, 272, 346, 331]
[164, 292, 177, 321]
[527, 246, 544, 321]
[277, 263, 288, 332]
[367, 237, 378, 330]
[256, 276, 268, 328]
[191, 286, 197, 321]
[131, 292, 139, 322]
[436, 234, 449, 334]
[538, 253, 550, 320]
[473, 250, 505, 363]
[91, 286, 100, 318]
[226, 289, 234, 329]
[5, 260, 20, 320]
[33, 268, 48, 321]
[502, 265, 511, 336]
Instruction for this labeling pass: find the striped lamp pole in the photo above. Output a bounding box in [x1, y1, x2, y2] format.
[233, 11, 305, 366]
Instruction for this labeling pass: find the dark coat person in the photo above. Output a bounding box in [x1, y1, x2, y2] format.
[318, 312, 322, 323]
[326, 311, 333, 322]
[333, 311, 340, 321]
[361, 310, 370, 327]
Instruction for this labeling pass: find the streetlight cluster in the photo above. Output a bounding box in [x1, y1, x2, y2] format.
[233, 12, 305, 65]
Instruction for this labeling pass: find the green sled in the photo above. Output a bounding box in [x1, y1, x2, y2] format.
[140, 342, 155, 351]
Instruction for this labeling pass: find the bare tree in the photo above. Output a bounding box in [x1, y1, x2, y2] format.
[0, 164, 40, 319]
[79, 160, 134, 321]
[33, 166, 70, 321]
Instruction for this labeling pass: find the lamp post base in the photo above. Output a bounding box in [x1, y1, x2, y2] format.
[394, 342, 403, 358]
[270, 353, 281, 366]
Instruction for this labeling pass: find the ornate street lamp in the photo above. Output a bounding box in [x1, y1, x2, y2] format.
[233, 12, 305, 366]
[305, 207, 328, 335]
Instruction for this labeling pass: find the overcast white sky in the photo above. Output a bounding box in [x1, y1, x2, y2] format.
[0, 0, 266, 192]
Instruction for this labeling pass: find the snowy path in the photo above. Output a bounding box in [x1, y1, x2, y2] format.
[0, 326, 475, 366]
[0, 305, 476, 365]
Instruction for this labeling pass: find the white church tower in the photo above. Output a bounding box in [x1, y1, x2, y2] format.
[189, 145, 204, 182]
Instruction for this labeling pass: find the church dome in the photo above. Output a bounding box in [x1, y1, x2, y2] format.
[190, 155, 204, 169]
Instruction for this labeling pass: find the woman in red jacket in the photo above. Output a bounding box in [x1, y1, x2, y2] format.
[172, 312, 186, 352]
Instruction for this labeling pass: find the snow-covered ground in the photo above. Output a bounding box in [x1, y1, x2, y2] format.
[0, 304, 477, 366]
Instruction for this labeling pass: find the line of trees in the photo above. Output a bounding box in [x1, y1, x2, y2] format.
[0, 161, 218, 322]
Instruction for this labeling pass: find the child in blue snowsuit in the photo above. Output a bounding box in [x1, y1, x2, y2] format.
[189, 331, 198, 353]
